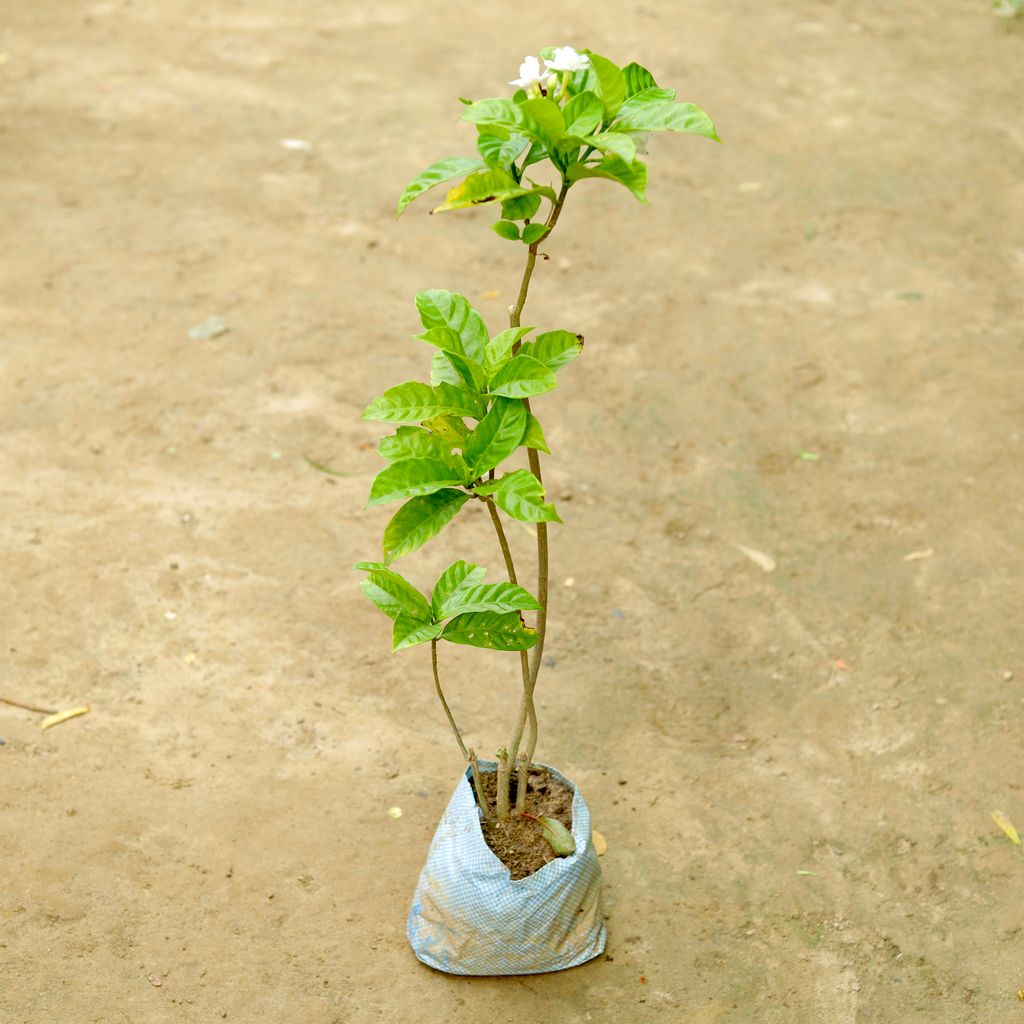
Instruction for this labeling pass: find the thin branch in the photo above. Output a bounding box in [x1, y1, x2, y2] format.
[496, 747, 511, 819]
[483, 495, 535, 767]
[468, 748, 492, 821]
[515, 752, 530, 815]
[508, 182, 571, 330]
[431, 640, 469, 762]
[484, 497, 519, 585]
[0, 695, 57, 715]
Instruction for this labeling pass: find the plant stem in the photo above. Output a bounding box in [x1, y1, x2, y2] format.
[431, 639, 469, 762]
[501, 181, 571, 777]
[483, 496, 536, 776]
[496, 748, 511, 819]
[0, 695, 58, 715]
[468, 747, 491, 820]
[508, 182, 571, 330]
[515, 752, 529, 815]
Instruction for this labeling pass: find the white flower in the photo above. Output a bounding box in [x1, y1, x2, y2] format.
[544, 46, 590, 73]
[510, 55, 547, 88]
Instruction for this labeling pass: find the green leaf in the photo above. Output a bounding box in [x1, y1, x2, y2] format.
[432, 168, 534, 213]
[462, 98, 559, 149]
[562, 92, 604, 137]
[378, 425, 450, 462]
[484, 326, 534, 379]
[474, 468, 561, 523]
[616, 100, 719, 141]
[435, 380, 483, 421]
[567, 155, 649, 203]
[501, 193, 542, 221]
[488, 354, 557, 399]
[422, 414, 468, 445]
[465, 397, 527, 477]
[583, 130, 637, 164]
[519, 329, 583, 371]
[536, 816, 576, 856]
[437, 581, 541, 618]
[431, 560, 488, 620]
[356, 564, 431, 622]
[517, 97, 566, 145]
[382, 489, 470, 563]
[622, 61, 658, 97]
[367, 455, 470, 507]
[415, 290, 489, 362]
[430, 351, 462, 387]
[415, 327, 485, 392]
[521, 141, 550, 170]
[616, 86, 677, 120]
[477, 128, 529, 170]
[526, 180, 559, 202]
[362, 381, 480, 422]
[392, 614, 445, 651]
[397, 157, 487, 217]
[521, 413, 550, 454]
[491, 220, 520, 241]
[416, 325, 466, 355]
[583, 51, 626, 118]
[521, 223, 549, 245]
[461, 98, 522, 134]
[441, 611, 538, 651]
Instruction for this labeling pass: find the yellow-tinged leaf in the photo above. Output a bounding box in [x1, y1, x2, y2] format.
[735, 543, 776, 572]
[40, 706, 90, 731]
[592, 829, 607, 856]
[538, 816, 575, 856]
[991, 810, 1021, 846]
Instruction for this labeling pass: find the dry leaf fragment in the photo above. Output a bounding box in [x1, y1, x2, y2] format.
[41, 706, 90, 731]
[592, 829, 607, 856]
[991, 810, 1021, 846]
[903, 549, 934, 562]
[735, 544, 776, 572]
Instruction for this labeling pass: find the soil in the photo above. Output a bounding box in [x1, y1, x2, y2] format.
[478, 766, 575, 879]
[2, 2, 1023, 1022]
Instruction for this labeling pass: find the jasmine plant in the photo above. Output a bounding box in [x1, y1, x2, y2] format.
[356, 47, 717, 823]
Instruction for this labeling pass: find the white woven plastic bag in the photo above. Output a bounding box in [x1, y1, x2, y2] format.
[407, 761, 606, 975]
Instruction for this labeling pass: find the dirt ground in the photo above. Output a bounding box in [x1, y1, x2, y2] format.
[2, 1, 1022, 1021]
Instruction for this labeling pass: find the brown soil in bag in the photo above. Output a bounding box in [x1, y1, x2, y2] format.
[478, 766, 575, 880]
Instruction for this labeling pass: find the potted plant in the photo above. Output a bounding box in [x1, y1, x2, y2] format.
[355, 46, 718, 975]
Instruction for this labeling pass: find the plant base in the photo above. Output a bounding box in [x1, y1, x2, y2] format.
[407, 761, 606, 976]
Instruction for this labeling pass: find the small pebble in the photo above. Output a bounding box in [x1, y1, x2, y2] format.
[164, 611, 177, 621]
[0, 738, 6, 745]
[387, 806, 403, 819]
[1003, 670, 1014, 682]
[188, 315, 229, 340]
[611, 608, 625, 619]
[564, 577, 575, 587]
[542, 655, 557, 668]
